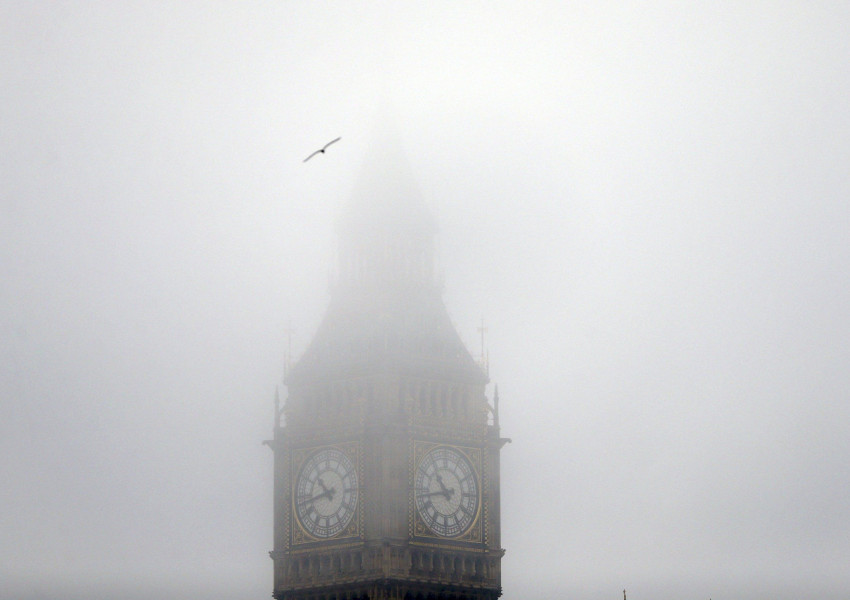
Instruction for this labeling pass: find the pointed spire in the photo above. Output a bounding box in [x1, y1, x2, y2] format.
[334, 117, 437, 294]
[339, 119, 435, 238]
[287, 120, 488, 388]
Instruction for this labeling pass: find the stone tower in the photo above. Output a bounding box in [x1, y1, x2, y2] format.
[268, 138, 507, 600]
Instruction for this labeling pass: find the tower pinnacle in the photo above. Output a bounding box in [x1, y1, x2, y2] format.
[335, 127, 437, 295]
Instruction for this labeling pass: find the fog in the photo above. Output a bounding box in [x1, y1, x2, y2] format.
[2, 3, 849, 599]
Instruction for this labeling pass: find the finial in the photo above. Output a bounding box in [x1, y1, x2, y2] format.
[623, 589, 626, 600]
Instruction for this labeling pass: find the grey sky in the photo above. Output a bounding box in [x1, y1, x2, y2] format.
[2, 3, 849, 599]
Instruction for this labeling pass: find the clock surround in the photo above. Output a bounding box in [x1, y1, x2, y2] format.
[290, 442, 361, 545]
[412, 442, 482, 542]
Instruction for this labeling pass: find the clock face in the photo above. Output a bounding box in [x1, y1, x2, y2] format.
[414, 446, 479, 538]
[294, 447, 358, 539]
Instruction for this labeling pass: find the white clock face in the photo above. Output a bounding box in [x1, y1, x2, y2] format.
[414, 446, 479, 538]
[294, 447, 358, 539]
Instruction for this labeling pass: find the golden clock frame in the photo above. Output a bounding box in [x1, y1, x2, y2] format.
[290, 441, 362, 546]
[409, 440, 483, 544]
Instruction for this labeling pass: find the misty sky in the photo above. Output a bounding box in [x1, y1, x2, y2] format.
[2, 3, 849, 600]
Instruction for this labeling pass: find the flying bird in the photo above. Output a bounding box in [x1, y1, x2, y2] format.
[303, 137, 341, 162]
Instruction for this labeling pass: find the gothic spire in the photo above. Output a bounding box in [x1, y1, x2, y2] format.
[287, 127, 485, 386]
[334, 123, 437, 295]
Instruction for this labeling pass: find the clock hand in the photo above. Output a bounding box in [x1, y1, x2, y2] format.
[316, 477, 338, 499]
[298, 481, 337, 505]
[297, 488, 333, 505]
[434, 473, 456, 499]
[417, 490, 453, 499]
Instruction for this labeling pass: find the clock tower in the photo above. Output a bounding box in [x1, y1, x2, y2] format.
[268, 140, 507, 600]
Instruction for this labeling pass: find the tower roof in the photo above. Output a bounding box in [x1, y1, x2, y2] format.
[337, 129, 436, 239]
[287, 133, 484, 386]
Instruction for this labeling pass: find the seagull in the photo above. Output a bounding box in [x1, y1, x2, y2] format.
[303, 137, 341, 162]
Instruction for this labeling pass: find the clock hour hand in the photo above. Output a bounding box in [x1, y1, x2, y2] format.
[434, 473, 454, 499]
[317, 477, 337, 498]
[298, 477, 337, 505]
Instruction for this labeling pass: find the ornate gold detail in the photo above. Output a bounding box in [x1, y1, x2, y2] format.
[290, 442, 361, 546]
[410, 440, 483, 544]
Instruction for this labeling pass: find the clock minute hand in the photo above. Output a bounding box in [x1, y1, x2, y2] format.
[417, 490, 452, 499]
[297, 489, 332, 505]
[298, 478, 337, 505]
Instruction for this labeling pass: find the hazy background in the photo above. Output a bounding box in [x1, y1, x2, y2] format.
[2, 2, 849, 599]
